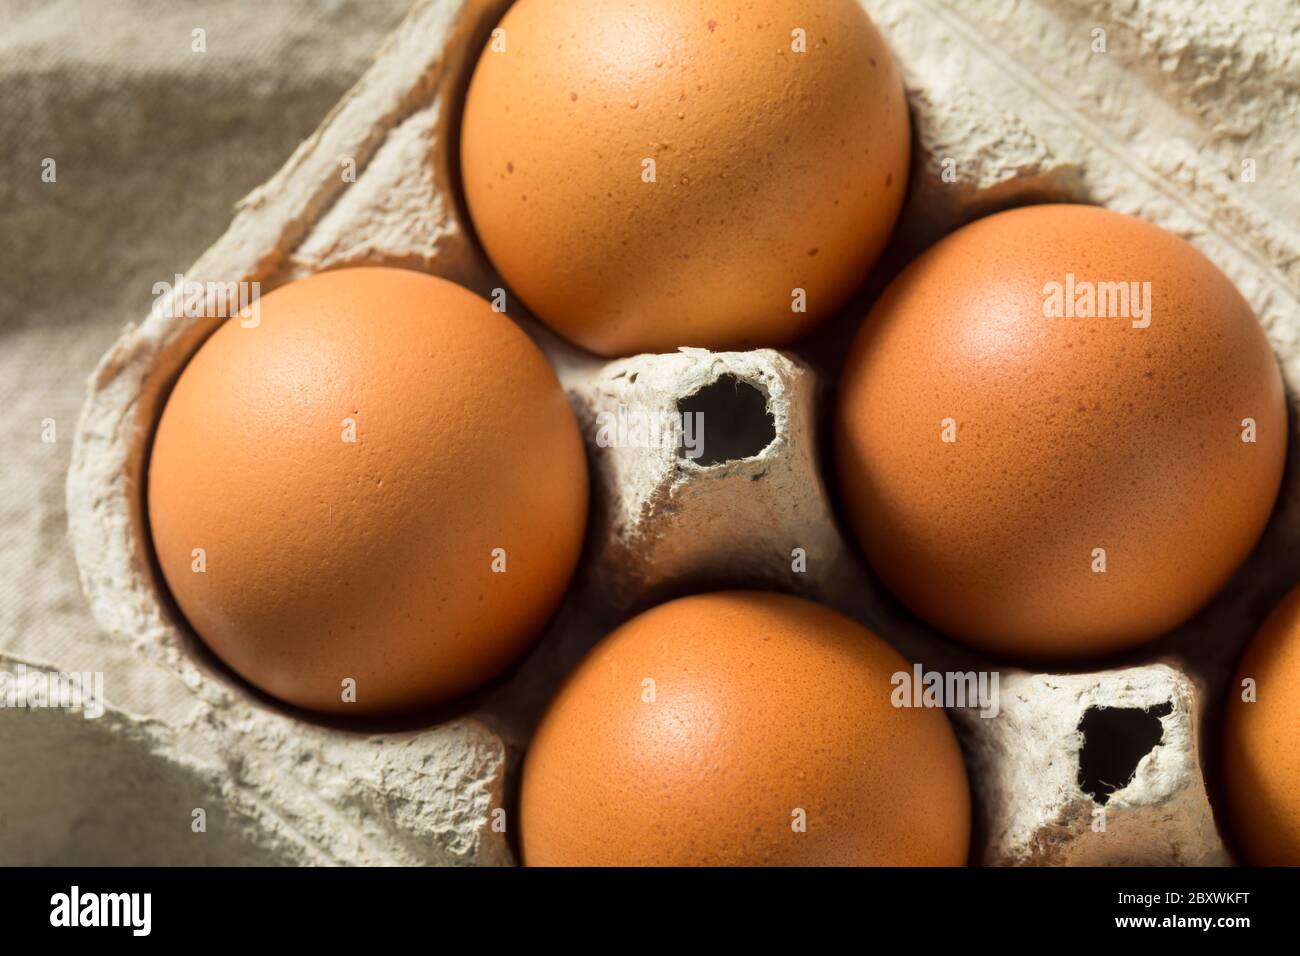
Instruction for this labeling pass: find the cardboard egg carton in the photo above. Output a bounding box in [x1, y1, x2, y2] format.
[34, 0, 1300, 865]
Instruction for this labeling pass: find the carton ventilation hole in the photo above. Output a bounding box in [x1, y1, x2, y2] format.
[1076, 701, 1174, 804]
[676, 374, 776, 466]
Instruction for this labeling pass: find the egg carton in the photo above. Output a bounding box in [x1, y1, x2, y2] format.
[29, 0, 1299, 865]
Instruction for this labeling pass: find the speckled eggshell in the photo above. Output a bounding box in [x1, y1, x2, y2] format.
[520, 590, 971, 866]
[835, 204, 1286, 661]
[147, 267, 588, 715]
[1222, 585, 1300, 865]
[460, 0, 910, 357]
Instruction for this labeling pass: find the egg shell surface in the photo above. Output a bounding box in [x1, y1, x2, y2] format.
[835, 204, 1286, 661]
[1223, 585, 1300, 865]
[147, 267, 589, 715]
[460, 0, 910, 357]
[521, 590, 971, 866]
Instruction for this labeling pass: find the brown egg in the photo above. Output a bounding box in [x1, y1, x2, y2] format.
[1223, 585, 1300, 865]
[836, 204, 1285, 661]
[147, 267, 588, 715]
[521, 591, 970, 866]
[460, 0, 909, 357]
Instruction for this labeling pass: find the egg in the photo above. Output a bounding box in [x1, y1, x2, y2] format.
[1222, 585, 1300, 865]
[147, 267, 588, 715]
[835, 204, 1285, 661]
[460, 0, 910, 357]
[520, 591, 970, 866]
